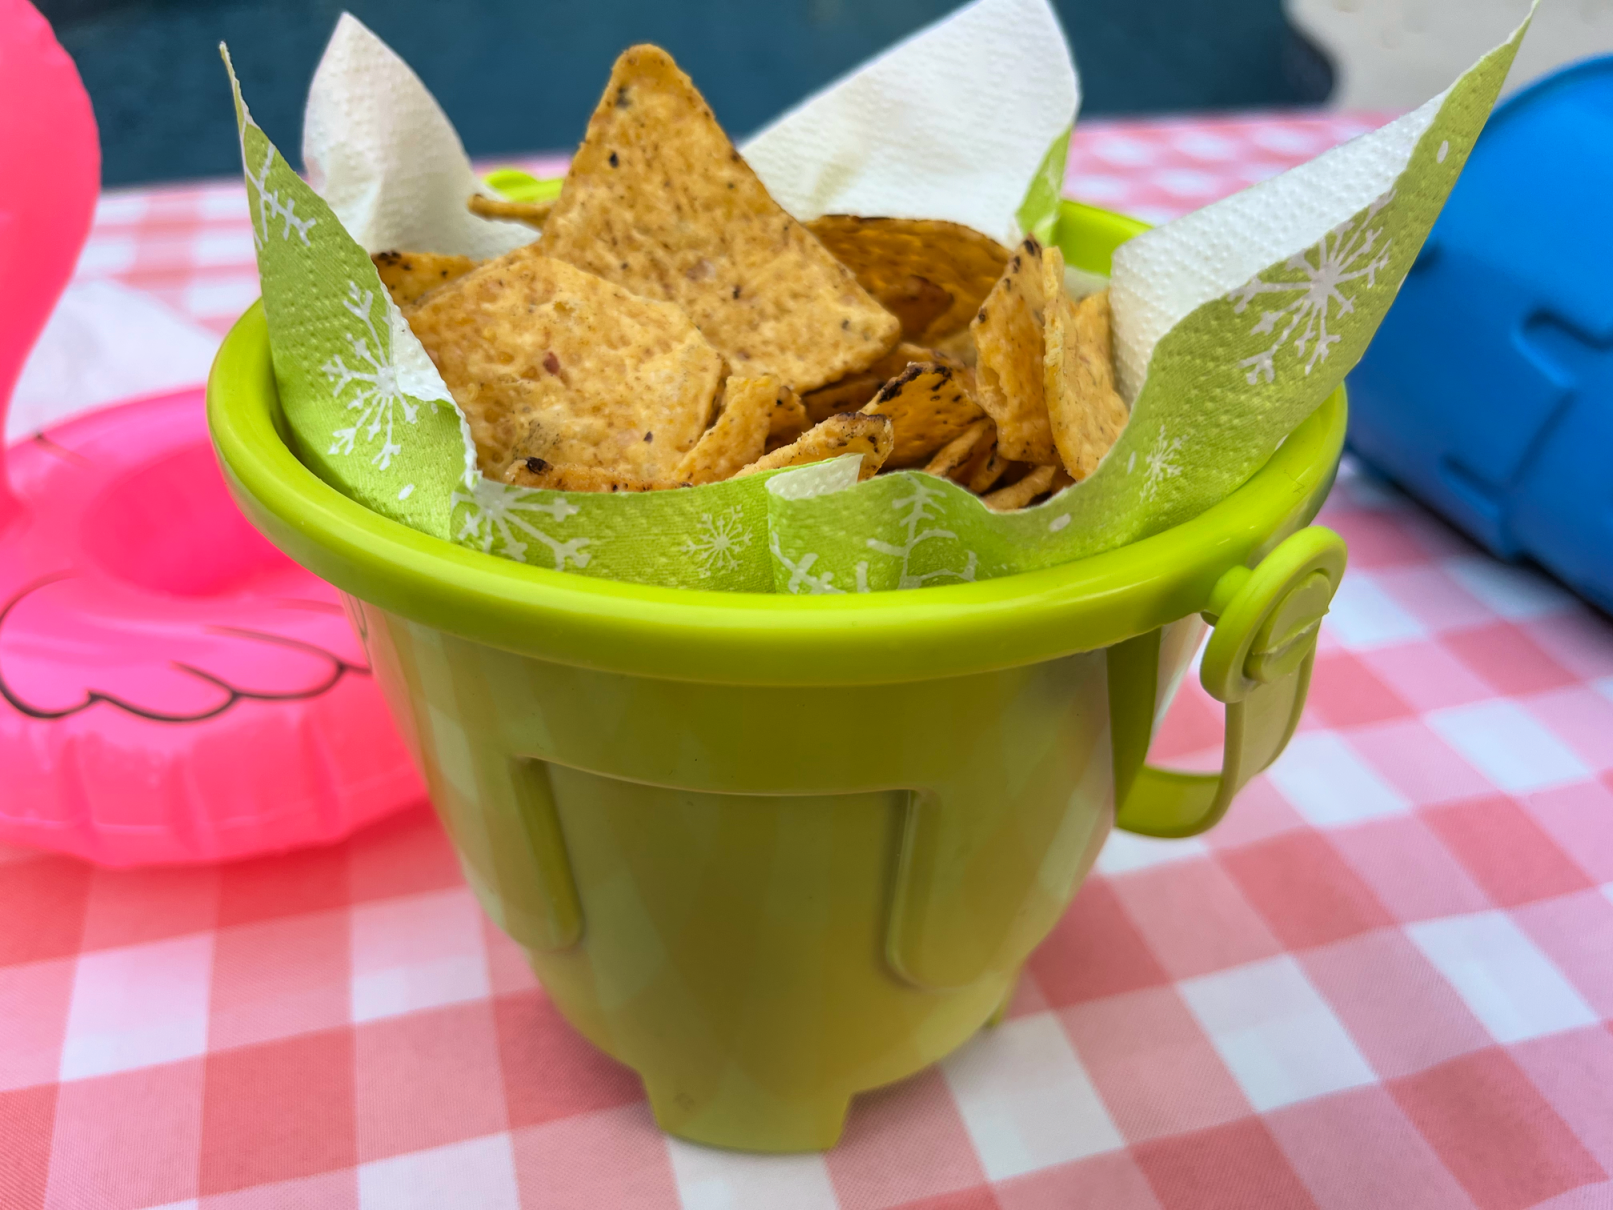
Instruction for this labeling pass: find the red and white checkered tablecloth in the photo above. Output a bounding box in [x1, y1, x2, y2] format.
[4, 114, 1612, 1210]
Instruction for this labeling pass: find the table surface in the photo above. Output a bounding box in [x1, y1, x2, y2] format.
[4, 113, 1612, 1210]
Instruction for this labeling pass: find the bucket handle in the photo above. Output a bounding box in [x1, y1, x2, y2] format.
[1110, 526, 1347, 838]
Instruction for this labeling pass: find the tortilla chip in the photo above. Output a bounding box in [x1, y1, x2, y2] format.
[930, 326, 978, 367]
[503, 457, 684, 492]
[674, 375, 777, 484]
[869, 273, 954, 343]
[983, 463, 1070, 512]
[768, 386, 810, 450]
[736, 413, 892, 480]
[406, 244, 723, 478]
[468, 193, 554, 230]
[371, 250, 478, 308]
[807, 215, 1010, 343]
[924, 418, 993, 479]
[801, 371, 882, 424]
[801, 342, 966, 424]
[963, 433, 1010, 494]
[537, 45, 899, 392]
[971, 237, 1054, 464]
[1042, 248, 1129, 482]
[860, 363, 985, 468]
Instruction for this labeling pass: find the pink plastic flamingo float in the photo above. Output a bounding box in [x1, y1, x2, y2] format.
[0, 0, 423, 864]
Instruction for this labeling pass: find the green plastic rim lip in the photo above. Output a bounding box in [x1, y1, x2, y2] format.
[207, 202, 1346, 687]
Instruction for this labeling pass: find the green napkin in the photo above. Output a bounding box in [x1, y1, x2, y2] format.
[222, 2, 1532, 594]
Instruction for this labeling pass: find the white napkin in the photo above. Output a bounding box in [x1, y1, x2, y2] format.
[741, 0, 1080, 244]
[302, 14, 533, 260]
[304, 2, 1078, 255]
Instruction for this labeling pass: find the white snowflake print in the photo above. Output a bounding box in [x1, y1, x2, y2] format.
[1141, 424, 1184, 502]
[866, 480, 978, 590]
[769, 533, 849, 595]
[681, 507, 751, 577]
[323, 282, 423, 470]
[1227, 191, 1394, 384]
[243, 140, 315, 250]
[454, 477, 591, 570]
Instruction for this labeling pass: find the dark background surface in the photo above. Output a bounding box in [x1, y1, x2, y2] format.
[39, 0, 1335, 188]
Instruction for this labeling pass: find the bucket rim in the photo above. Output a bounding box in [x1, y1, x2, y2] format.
[206, 203, 1346, 685]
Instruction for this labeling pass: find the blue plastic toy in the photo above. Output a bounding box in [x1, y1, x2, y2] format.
[1347, 56, 1613, 615]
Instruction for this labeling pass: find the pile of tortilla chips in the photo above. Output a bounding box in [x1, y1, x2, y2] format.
[373, 45, 1128, 512]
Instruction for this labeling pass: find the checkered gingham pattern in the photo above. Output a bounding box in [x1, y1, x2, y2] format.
[4, 114, 1611, 1210]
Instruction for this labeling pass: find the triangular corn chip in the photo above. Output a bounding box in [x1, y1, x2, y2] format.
[807, 215, 1010, 343]
[801, 341, 966, 424]
[971, 237, 1054, 463]
[1042, 246, 1128, 481]
[675, 375, 778, 484]
[963, 433, 1010, 494]
[467, 193, 553, 230]
[984, 464, 1069, 512]
[861, 362, 984, 468]
[406, 245, 723, 478]
[736, 413, 893, 480]
[371, 250, 477, 308]
[537, 45, 900, 393]
[929, 326, 978, 367]
[768, 386, 811, 450]
[924, 417, 993, 478]
[503, 458, 685, 492]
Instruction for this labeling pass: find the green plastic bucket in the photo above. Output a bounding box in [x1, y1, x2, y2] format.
[207, 201, 1347, 1152]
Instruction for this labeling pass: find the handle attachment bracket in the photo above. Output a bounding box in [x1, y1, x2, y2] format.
[1114, 527, 1347, 839]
